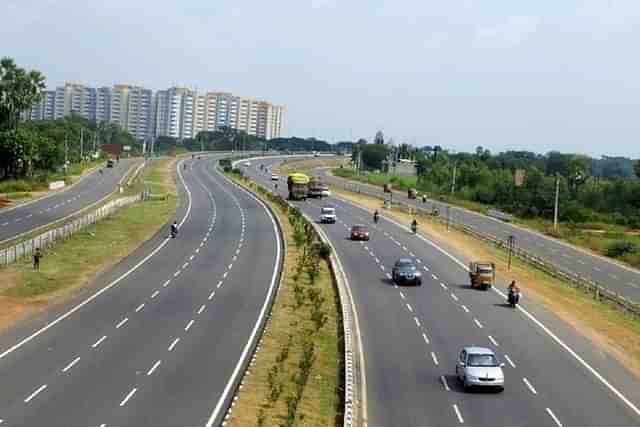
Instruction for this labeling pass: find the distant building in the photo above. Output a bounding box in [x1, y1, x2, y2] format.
[25, 81, 284, 141]
[153, 87, 283, 140]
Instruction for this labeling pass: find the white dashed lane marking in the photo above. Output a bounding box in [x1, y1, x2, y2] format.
[452, 404, 464, 424]
[151, 290, 160, 299]
[488, 335, 499, 346]
[473, 318, 483, 329]
[184, 319, 195, 331]
[431, 352, 439, 366]
[119, 388, 137, 407]
[24, 384, 47, 403]
[523, 377, 538, 395]
[504, 354, 516, 368]
[546, 408, 564, 427]
[116, 318, 129, 329]
[135, 304, 145, 313]
[441, 375, 450, 391]
[62, 357, 81, 373]
[91, 335, 107, 349]
[168, 338, 180, 352]
[146, 360, 162, 376]
[197, 305, 206, 315]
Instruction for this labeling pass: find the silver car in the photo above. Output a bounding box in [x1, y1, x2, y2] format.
[456, 346, 505, 392]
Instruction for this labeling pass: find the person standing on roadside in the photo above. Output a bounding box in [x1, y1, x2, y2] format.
[33, 248, 42, 271]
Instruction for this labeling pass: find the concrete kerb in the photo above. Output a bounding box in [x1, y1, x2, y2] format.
[210, 162, 287, 427]
[229, 156, 366, 427]
[0, 160, 143, 247]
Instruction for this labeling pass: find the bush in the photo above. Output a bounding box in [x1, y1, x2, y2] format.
[606, 240, 639, 258]
[313, 242, 332, 260]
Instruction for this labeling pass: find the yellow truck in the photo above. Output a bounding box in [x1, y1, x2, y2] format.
[287, 173, 310, 201]
[468, 262, 495, 290]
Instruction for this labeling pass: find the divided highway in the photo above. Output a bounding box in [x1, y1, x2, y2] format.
[0, 155, 282, 426]
[0, 158, 139, 243]
[320, 170, 640, 302]
[247, 158, 640, 427]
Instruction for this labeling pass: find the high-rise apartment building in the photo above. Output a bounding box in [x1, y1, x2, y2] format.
[153, 88, 283, 140]
[26, 82, 284, 141]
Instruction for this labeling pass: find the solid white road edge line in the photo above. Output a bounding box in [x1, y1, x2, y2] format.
[204, 168, 283, 427]
[0, 158, 194, 362]
[332, 192, 640, 417]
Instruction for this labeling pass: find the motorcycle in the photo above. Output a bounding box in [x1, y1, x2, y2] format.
[507, 289, 520, 308]
[373, 213, 379, 224]
[411, 222, 417, 234]
[170, 225, 178, 239]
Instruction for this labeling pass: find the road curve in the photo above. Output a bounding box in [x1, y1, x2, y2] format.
[247, 158, 640, 427]
[0, 158, 139, 244]
[0, 155, 282, 426]
[320, 169, 640, 303]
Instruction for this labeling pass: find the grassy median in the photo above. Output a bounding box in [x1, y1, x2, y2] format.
[0, 158, 178, 332]
[331, 185, 640, 378]
[225, 173, 343, 427]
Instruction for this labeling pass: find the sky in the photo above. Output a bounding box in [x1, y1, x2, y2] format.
[2, 0, 640, 158]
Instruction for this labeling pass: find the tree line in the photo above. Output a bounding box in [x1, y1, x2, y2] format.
[0, 57, 142, 181]
[351, 140, 640, 228]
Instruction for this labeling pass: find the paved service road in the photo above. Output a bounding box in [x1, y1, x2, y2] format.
[0, 159, 139, 243]
[247, 158, 640, 427]
[320, 170, 640, 303]
[0, 155, 282, 426]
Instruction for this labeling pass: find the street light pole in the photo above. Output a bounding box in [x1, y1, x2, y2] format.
[450, 162, 457, 196]
[553, 174, 560, 231]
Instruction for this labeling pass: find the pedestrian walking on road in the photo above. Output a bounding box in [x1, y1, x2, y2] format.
[33, 248, 42, 271]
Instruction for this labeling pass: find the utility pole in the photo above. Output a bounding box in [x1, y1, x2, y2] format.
[80, 128, 84, 162]
[93, 131, 97, 154]
[553, 174, 560, 231]
[507, 235, 515, 271]
[450, 163, 457, 196]
[64, 136, 68, 174]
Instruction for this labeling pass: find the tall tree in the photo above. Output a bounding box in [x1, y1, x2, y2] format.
[0, 57, 46, 130]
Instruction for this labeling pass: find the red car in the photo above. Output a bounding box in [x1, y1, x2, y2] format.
[350, 224, 370, 241]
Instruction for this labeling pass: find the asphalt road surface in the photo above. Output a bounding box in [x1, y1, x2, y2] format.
[0, 155, 282, 426]
[319, 169, 640, 303]
[0, 159, 139, 243]
[247, 158, 640, 427]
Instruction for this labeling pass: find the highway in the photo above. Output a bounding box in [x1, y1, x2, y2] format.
[0, 155, 282, 426]
[320, 169, 640, 303]
[0, 158, 139, 243]
[247, 158, 640, 427]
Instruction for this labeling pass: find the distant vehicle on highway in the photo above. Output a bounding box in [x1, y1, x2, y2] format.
[271, 174, 279, 181]
[308, 177, 330, 198]
[456, 346, 505, 392]
[243, 161, 251, 167]
[287, 173, 310, 201]
[320, 206, 336, 224]
[391, 258, 422, 286]
[106, 159, 115, 168]
[350, 224, 370, 241]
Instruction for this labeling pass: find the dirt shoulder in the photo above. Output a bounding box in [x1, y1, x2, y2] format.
[332, 186, 640, 380]
[0, 158, 177, 334]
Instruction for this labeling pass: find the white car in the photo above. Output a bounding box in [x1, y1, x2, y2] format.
[320, 188, 331, 197]
[271, 174, 279, 181]
[456, 346, 505, 392]
[320, 207, 336, 224]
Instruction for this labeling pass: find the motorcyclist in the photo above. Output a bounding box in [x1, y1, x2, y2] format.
[170, 221, 178, 238]
[422, 194, 427, 203]
[373, 210, 380, 224]
[411, 219, 418, 234]
[507, 280, 520, 307]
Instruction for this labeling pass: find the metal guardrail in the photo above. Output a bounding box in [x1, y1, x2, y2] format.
[337, 180, 640, 318]
[0, 194, 144, 267]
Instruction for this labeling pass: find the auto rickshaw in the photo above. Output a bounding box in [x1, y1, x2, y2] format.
[468, 262, 495, 290]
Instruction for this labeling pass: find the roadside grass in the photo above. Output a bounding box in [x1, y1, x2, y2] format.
[225, 174, 342, 427]
[274, 158, 350, 176]
[0, 159, 177, 332]
[332, 168, 640, 269]
[331, 185, 640, 378]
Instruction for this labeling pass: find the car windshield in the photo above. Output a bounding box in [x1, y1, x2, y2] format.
[322, 208, 334, 214]
[477, 265, 492, 273]
[397, 262, 416, 270]
[353, 226, 368, 232]
[467, 354, 499, 367]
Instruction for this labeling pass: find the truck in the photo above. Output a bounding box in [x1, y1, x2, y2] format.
[287, 173, 310, 201]
[308, 177, 330, 198]
[468, 261, 496, 290]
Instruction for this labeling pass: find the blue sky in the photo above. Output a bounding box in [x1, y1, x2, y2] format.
[2, 0, 639, 157]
